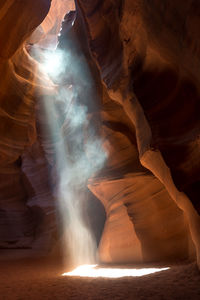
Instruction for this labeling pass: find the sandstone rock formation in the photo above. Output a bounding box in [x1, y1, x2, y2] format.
[77, 0, 200, 265]
[0, 0, 199, 268]
[0, 0, 52, 248]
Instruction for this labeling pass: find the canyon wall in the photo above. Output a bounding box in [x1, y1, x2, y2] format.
[0, 0, 199, 265]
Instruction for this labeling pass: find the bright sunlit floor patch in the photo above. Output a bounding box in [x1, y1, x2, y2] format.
[62, 264, 170, 278]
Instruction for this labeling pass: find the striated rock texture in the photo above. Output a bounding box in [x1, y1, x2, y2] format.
[0, 0, 200, 267]
[76, 0, 200, 264]
[0, 0, 52, 248]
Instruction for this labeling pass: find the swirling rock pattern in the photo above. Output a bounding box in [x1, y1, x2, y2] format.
[0, 0, 199, 266]
[77, 0, 200, 264]
[0, 0, 52, 249]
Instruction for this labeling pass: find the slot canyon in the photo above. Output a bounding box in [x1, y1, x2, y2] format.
[0, 0, 200, 299]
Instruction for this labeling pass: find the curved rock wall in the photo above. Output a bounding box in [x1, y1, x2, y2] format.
[0, 0, 199, 266]
[77, 0, 199, 264]
[0, 0, 53, 249]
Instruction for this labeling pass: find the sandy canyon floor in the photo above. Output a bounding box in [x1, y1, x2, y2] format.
[0, 251, 200, 300]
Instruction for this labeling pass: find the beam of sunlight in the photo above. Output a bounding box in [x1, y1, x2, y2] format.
[62, 264, 170, 278]
[41, 50, 65, 77]
[33, 23, 107, 267]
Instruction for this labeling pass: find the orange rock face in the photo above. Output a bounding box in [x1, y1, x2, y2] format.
[0, 0, 200, 267]
[0, 0, 53, 248]
[77, 0, 200, 265]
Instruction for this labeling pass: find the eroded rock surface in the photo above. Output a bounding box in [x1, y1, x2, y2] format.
[77, 0, 200, 264]
[0, 0, 199, 266]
